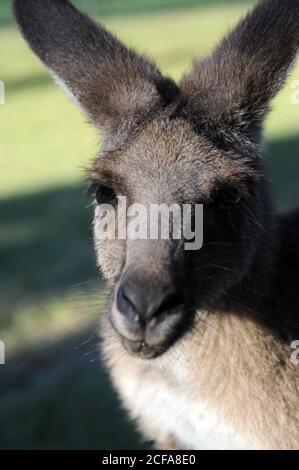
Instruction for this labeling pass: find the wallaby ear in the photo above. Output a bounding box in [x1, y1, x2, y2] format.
[181, 0, 299, 141]
[14, 0, 178, 142]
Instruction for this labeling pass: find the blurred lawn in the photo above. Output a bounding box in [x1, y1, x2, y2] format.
[0, 0, 299, 450]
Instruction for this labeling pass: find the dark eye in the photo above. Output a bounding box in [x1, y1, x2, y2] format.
[96, 185, 116, 204]
[224, 188, 242, 205]
[211, 187, 242, 209]
[88, 183, 116, 205]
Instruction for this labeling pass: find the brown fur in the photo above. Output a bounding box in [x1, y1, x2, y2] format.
[14, 0, 299, 449]
[102, 310, 299, 450]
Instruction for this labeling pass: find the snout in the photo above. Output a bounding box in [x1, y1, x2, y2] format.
[111, 272, 185, 358]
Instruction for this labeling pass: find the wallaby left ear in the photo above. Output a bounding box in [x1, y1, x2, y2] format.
[181, 0, 299, 140]
[14, 0, 178, 144]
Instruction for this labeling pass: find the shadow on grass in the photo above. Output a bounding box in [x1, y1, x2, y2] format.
[72, 0, 247, 17]
[1, 0, 248, 27]
[266, 134, 299, 210]
[0, 183, 97, 309]
[6, 73, 53, 94]
[0, 326, 148, 450]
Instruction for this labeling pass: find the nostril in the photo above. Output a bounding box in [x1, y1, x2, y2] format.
[154, 291, 184, 318]
[117, 286, 142, 324]
[117, 279, 184, 327]
[156, 291, 184, 316]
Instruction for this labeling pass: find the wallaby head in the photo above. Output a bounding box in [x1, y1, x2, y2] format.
[14, 0, 299, 359]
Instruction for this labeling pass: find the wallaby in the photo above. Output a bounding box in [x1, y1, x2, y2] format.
[14, 0, 299, 450]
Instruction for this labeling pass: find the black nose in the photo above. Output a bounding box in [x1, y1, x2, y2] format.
[117, 276, 183, 329]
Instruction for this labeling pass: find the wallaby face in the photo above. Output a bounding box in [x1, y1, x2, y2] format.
[90, 115, 266, 358]
[14, 0, 299, 450]
[14, 0, 298, 359]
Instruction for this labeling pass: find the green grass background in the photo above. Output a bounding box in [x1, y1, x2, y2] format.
[0, 0, 298, 450]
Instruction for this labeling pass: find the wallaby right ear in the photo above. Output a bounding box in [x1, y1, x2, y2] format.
[14, 0, 178, 141]
[181, 0, 299, 141]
